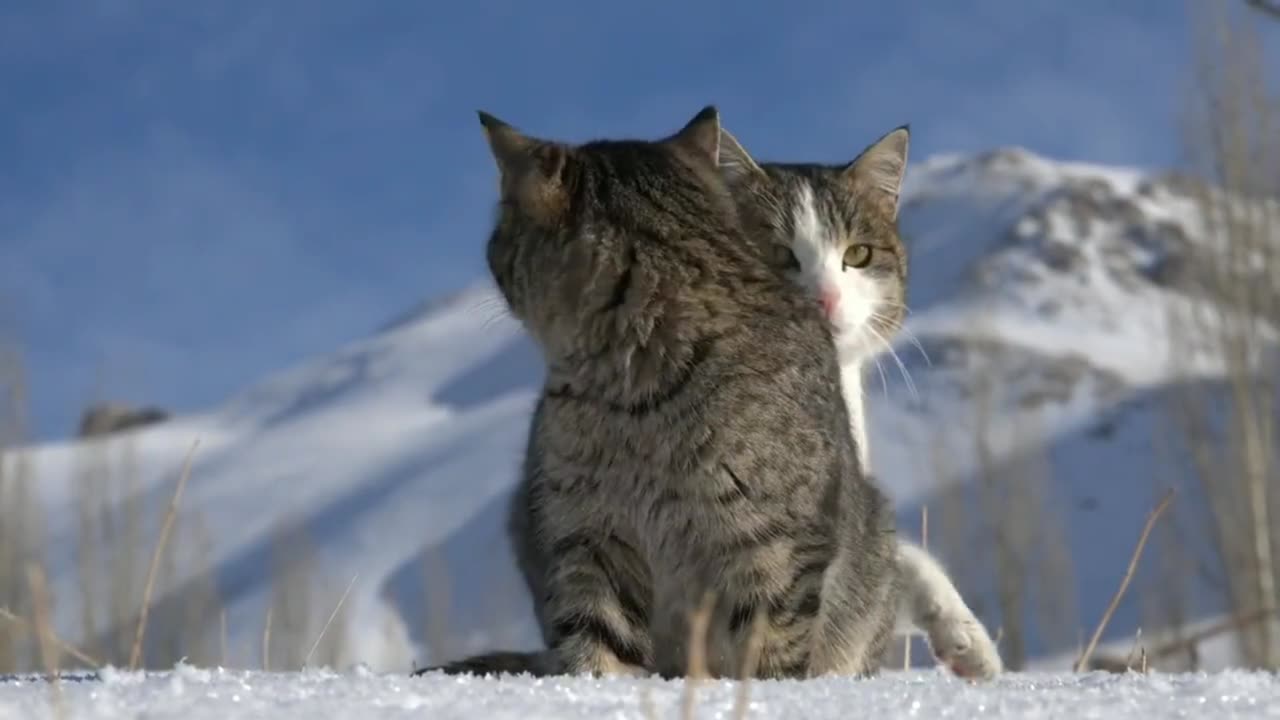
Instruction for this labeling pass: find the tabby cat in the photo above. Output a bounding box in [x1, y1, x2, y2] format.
[716, 126, 1002, 679]
[416, 106, 899, 679]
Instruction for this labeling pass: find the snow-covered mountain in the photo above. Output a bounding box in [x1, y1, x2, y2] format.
[4, 146, 1269, 674]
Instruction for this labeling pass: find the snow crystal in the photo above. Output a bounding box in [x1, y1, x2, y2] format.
[2, 669, 1279, 720]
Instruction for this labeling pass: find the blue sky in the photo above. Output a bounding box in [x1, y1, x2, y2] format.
[0, 1, 1223, 440]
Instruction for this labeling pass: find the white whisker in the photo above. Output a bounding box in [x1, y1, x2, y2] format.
[463, 295, 516, 332]
[875, 300, 912, 313]
[467, 298, 503, 315]
[897, 327, 933, 368]
[872, 355, 890, 400]
[479, 308, 512, 330]
[865, 323, 919, 402]
[868, 310, 931, 369]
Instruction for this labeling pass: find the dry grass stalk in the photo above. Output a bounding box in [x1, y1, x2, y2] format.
[265, 520, 323, 670]
[72, 445, 106, 665]
[0, 359, 44, 673]
[26, 564, 65, 720]
[1074, 489, 1175, 672]
[1171, 0, 1280, 668]
[0, 607, 100, 669]
[220, 610, 228, 667]
[731, 611, 767, 720]
[1154, 607, 1276, 665]
[1091, 608, 1278, 672]
[969, 357, 1039, 670]
[421, 548, 454, 666]
[262, 606, 274, 671]
[172, 512, 221, 668]
[128, 439, 200, 670]
[1124, 628, 1145, 671]
[303, 573, 357, 669]
[1164, 607, 1279, 658]
[679, 591, 715, 720]
[903, 505, 930, 670]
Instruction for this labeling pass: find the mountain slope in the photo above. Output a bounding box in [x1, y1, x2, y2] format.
[4, 146, 1268, 673]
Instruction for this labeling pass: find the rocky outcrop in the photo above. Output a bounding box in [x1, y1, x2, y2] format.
[77, 402, 170, 438]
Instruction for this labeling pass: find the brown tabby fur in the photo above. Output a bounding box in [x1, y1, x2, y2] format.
[413, 107, 898, 680]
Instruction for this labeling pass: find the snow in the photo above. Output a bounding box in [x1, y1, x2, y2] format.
[4, 667, 1280, 720]
[3, 145, 1275, 677]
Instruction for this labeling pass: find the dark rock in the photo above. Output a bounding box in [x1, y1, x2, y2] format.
[77, 403, 170, 438]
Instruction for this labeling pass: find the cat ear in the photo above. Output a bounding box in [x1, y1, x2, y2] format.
[478, 111, 540, 177]
[718, 128, 765, 185]
[477, 110, 568, 222]
[665, 105, 721, 166]
[843, 125, 910, 219]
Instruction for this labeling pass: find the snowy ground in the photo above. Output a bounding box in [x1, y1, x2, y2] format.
[4, 667, 1280, 720]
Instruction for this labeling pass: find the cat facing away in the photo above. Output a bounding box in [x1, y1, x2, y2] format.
[416, 106, 899, 680]
[716, 126, 1002, 680]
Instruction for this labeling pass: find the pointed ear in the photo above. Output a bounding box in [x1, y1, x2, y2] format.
[718, 127, 765, 185]
[478, 110, 540, 178]
[477, 110, 569, 223]
[665, 105, 721, 165]
[843, 125, 910, 219]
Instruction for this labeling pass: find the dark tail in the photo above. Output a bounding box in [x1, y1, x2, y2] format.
[411, 650, 559, 678]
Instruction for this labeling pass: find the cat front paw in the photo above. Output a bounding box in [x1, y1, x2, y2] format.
[927, 615, 1002, 681]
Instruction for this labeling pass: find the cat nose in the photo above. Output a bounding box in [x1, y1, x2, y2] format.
[820, 287, 841, 316]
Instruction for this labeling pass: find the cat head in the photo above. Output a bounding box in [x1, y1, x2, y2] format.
[476, 106, 751, 364]
[716, 126, 910, 362]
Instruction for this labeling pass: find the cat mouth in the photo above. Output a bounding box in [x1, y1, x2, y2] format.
[822, 310, 852, 335]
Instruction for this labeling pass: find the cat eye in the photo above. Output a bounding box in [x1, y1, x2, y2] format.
[771, 244, 801, 270]
[842, 244, 873, 270]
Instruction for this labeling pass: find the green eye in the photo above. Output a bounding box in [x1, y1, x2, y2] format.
[842, 244, 873, 270]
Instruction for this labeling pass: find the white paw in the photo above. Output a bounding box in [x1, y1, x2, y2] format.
[927, 615, 1002, 681]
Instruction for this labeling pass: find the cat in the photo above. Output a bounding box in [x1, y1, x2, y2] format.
[715, 125, 1003, 680]
[415, 106, 899, 680]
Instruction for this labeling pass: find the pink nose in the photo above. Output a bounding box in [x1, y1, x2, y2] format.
[820, 288, 841, 316]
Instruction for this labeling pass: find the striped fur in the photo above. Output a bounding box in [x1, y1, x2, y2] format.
[414, 107, 898, 679]
[717, 127, 1001, 679]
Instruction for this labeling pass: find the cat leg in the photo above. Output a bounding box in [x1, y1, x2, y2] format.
[506, 477, 554, 646]
[650, 573, 823, 679]
[895, 541, 1002, 679]
[541, 530, 653, 677]
[673, 539, 894, 678]
[648, 537, 839, 680]
[415, 490, 652, 679]
[803, 540, 900, 677]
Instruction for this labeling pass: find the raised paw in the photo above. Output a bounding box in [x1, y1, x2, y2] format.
[927, 615, 1002, 681]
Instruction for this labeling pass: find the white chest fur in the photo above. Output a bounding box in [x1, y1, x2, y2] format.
[839, 361, 870, 472]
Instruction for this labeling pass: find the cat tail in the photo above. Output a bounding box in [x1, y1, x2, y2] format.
[411, 650, 560, 678]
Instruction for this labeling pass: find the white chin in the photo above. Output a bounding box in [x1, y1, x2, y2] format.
[830, 319, 859, 338]
[834, 330, 872, 356]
